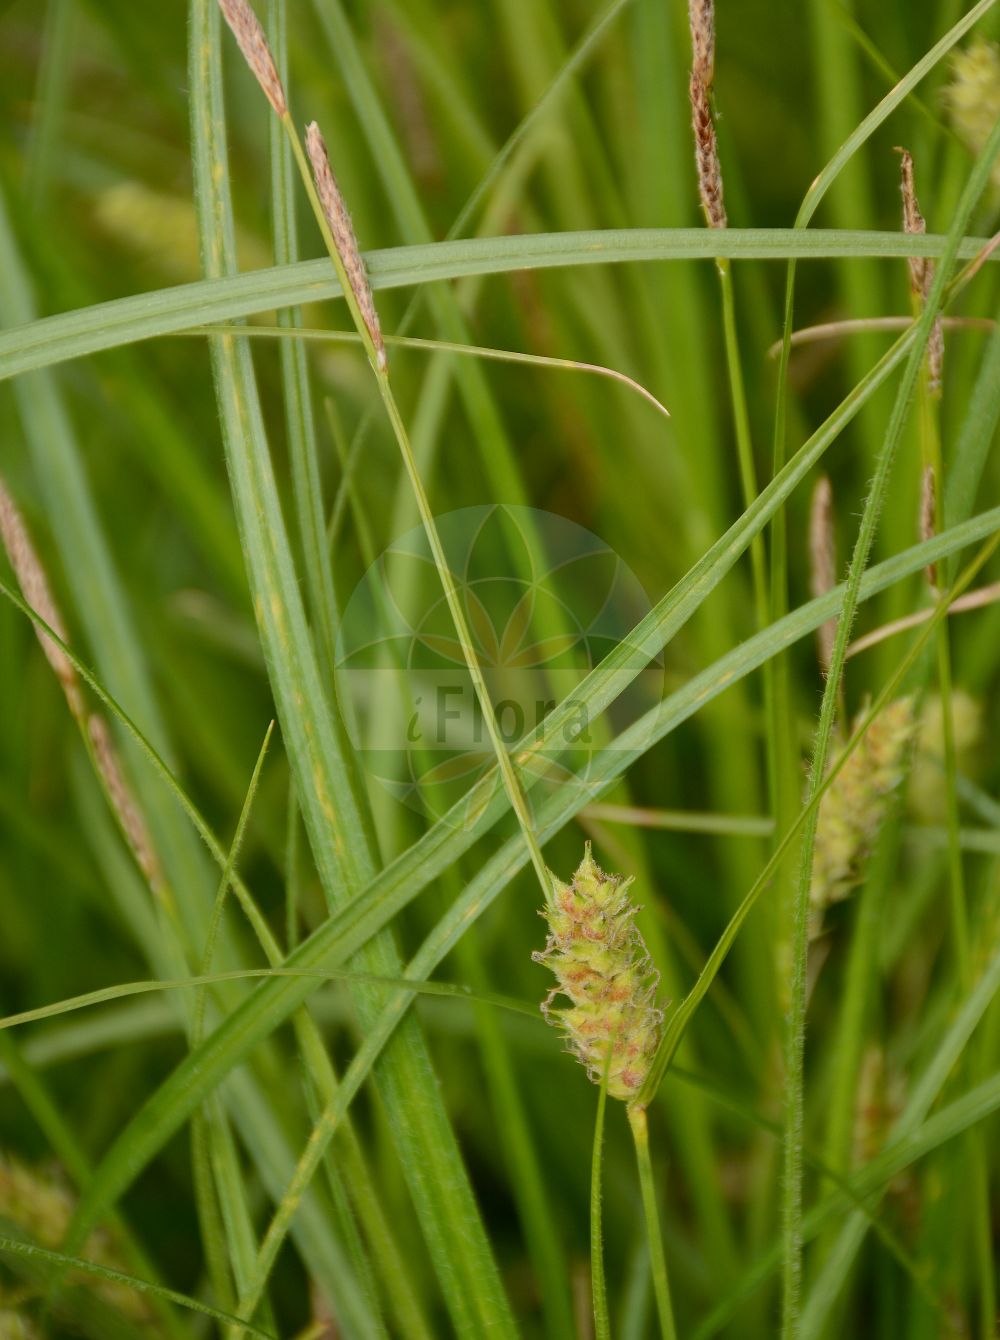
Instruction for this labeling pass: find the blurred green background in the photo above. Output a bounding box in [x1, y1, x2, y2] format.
[0, 1, 998, 1336]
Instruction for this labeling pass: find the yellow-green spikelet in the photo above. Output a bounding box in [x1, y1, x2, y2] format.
[533, 844, 662, 1102]
[0, 1156, 155, 1325]
[942, 40, 1000, 191]
[908, 690, 982, 821]
[811, 697, 916, 925]
[0, 1310, 41, 1340]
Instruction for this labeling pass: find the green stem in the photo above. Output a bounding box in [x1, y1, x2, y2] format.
[718, 258, 769, 637]
[285, 112, 555, 903]
[269, 14, 340, 684]
[283, 117, 382, 374]
[454, 931, 575, 1340]
[923, 334, 996, 1340]
[717, 251, 782, 1037]
[592, 1078, 611, 1340]
[0, 1032, 190, 1340]
[628, 1105, 677, 1340]
[372, 370, 553, 895]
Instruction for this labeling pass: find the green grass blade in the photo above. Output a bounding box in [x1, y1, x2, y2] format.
[266, 0, 340, 682]
[182, 8, 519, 1334]
[455, 930, 576, 1340]
[2, 503, 996, 1260]
[690, 1071, 1000, 1340]
[784, 113, 1000, 1339]
[28, 512, 996, 1245]
[800, 888, 1000, 1335]
[191, 724, 274, 1324]
[5, 493, 996, 1015]
[0, 1033, 190, 1340]
[0, 1236, 276, 1340]
[944, 318, 1000, 549]
[795, 0, 997, 232]
[0, 229, 996, 382]
[0, 968, 534, 1032]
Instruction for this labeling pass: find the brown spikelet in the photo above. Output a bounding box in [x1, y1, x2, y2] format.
[88, 714, 163, 896]
[897, 148, 927, 295]
[218, 0, 287, 118]
[926, 320, 944, 397]
[920, 464, 937, 590]
[689, 0, 716, 81]
[688, 0, 726, 229]
[0, 479, 82, 720]
[809, 475, 837, 675]
[0, 481, 165, 903]
[897, 146, 943, 394]
[305, 121, 386, 371]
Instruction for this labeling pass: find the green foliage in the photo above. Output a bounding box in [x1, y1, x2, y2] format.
[0, 1, 998, 1337]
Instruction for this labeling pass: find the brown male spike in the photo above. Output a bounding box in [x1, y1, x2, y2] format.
[217, 0, 287, 117]
[0, 478, 81, 719]
[688, 0, 726, 229]
[897, 146, 943, 394]
[305, 121, 386, 372]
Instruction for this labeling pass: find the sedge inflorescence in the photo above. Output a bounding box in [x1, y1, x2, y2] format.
[943, 39, 1000, 191]
[0, 1155, 153, 1325]
[810, 697, 916, 933]
[533, 844, 662, 1102]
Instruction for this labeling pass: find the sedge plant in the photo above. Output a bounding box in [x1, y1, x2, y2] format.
[2, 2, 1000, 1338]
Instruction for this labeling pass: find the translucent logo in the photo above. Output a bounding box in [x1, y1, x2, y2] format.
[335, 505, 663, 824]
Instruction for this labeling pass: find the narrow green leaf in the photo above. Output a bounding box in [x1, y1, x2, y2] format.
[690, 1070, 1000, 1340]
[0, 1236, 276, 1340]
[171, 8, 519, 1335]
[0, 230, 996, 383]
[19, 504, 995, 1268]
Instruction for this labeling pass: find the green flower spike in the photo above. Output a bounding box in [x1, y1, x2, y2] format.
[533, 844, 662, 1102]
[943, 40, 1000, 191]
[810, 696, 916, 932]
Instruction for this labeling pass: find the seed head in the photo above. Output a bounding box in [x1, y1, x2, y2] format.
[942, 39, 1000, 190]
[897, 147, 928, 295]
[688, 0, 716, 83]
[811, 697, 916, 932]
[218, 0, 287, 118]
[0, 1156, 153, 1323]
[0, 1310, 41, 1340]
[920, 464, 937, 590]
[533, 844, 662, 1102]
[908, 690, 982, 821]
[0, 1155, 74, 1246]
[0, 478, 82, 720]
[688, 0, 726, 229]
[897, 147, 943, 393]
[305, 121, 386, 372]
[809, 475, 837, 674]
[88, 714, 163, 897]
[0, 479, 165, 901]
